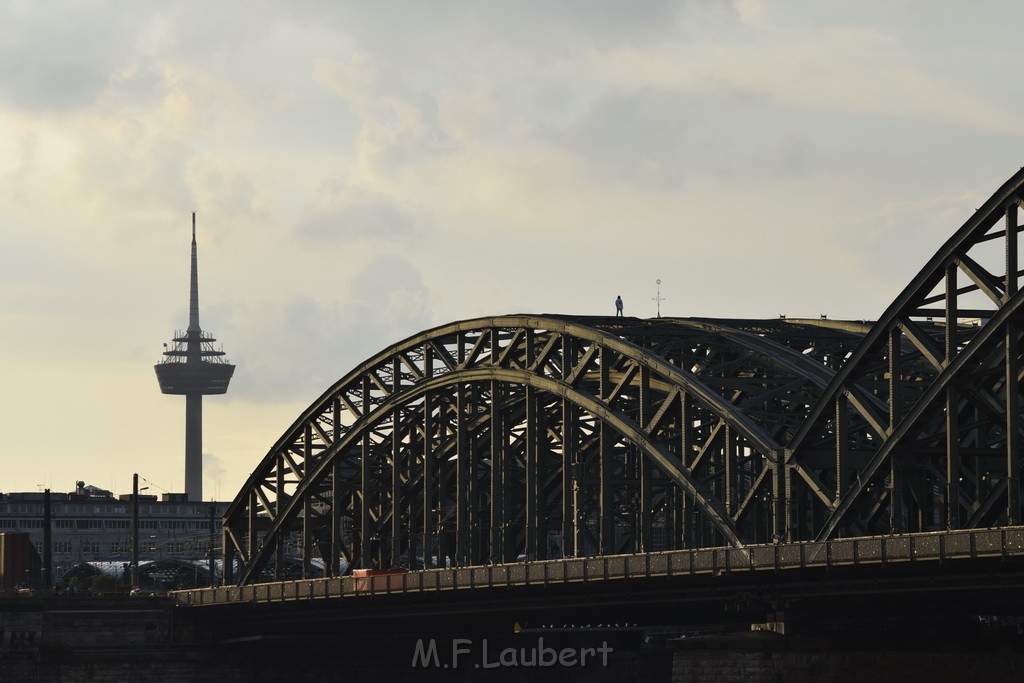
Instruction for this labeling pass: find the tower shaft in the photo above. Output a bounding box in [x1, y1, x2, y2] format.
[185, 393, 204, 502]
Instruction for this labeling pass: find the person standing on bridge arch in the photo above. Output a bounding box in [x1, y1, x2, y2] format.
[615, 295, 623, 317]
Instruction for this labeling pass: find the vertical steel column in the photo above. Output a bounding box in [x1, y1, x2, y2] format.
[562, 396, 577, 558]
[422, 348, 435, 568]
[1008, 322, 1020, 524]
[946, 262, 959, 361]
[455, 384, 469, 566]
[888, 328, 902, 429]
[488, 334, 503, 564]
[678, 392, 692, 547]
[1008, 202, 1019, 298]
[946, 263, 960, 529]
[638, 366, 652, 552]
[888, 327, 904, 533]
[390, 418, 401, 567]
[360, 432, 370, 568]
[599, 347, 613, 554]
[329, 399, 342, 576]
[1007, 204, 1020, 525]
[454, 331, 468, 561]
[331, 458, 343, 576]
[437, 395, 451, 569]
[273, 458, 283, 579]
[422, 392, 435, 568]
[946, 385, 961, 529]
[302, 494, 312, 578]
[890, 461, 905, 534]
[783, 450, 794, 542]
[399, 435, 414, 569]
[529, 330, 545, 559]
[561, 335, 578, 557]
[724, 424, 734, 516]
[208, 504, 216, 584]
[836, 396, 849, 501]
[525, 385, 539, 560]
[222, 525, 233, 585]
[771, 450, 783, 542]
[390, 358, 402, 568]
[247, 490, 257, 574]
[300, 426, 312, 578]
[489, 381, 505, 563]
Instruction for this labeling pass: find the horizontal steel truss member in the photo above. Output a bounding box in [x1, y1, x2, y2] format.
[222, 169, 1024, 585]
[180, 526, 1024, 606]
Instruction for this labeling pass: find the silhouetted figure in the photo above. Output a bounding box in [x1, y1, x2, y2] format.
[615, 295, 623, 317]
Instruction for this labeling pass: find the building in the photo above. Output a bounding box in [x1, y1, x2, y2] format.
[0, 482, 229, 583]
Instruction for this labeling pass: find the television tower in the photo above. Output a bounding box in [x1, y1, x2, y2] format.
[155, 213, 234, 502]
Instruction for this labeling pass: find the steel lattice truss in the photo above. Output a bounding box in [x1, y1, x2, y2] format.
[222, 169, 1024, 585]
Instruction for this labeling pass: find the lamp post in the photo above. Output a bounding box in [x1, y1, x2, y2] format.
[130, 474, 150, 588]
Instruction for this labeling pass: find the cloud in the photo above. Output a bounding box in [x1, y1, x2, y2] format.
[0, 4, 144, 111]
[8, 0, 1024, 501]
[222, 254, 432, 403]
[295, 184, 416, 243]
[289, 1, 698, 56]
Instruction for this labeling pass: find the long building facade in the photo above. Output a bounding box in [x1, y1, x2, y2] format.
[0, 483, 229, 583]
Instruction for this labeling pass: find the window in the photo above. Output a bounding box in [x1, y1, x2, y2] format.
[104, 520, 130, 530]
[54, 542, 72, 554]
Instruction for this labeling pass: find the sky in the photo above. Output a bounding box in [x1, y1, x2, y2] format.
[3, 0, 1024, 500]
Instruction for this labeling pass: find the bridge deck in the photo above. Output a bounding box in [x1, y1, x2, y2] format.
[174, 526, 1024, 607]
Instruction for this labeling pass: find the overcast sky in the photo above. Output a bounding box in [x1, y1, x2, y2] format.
[3, 0, 1023, 499]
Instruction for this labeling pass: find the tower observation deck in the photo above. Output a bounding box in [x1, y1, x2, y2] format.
[155, 213, 234, 502]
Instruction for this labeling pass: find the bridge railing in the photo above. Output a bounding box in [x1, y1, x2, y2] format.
[174, 526, 1024, 607]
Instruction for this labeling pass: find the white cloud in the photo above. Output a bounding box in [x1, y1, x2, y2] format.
[5, 0, 1024, 498]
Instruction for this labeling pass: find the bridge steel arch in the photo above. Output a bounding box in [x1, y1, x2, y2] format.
[787, 167, 1024, 542]
[222, 316, 816, 584]
[222, 168, 1024, 585]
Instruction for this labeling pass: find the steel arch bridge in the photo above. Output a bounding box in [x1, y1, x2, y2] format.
[222, 169, 1024, 586]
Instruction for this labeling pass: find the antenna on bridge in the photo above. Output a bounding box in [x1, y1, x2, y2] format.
[652, 279, 666, 318]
